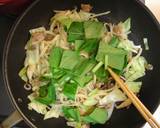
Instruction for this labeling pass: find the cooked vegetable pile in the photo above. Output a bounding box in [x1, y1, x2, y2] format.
[19, 4, 152, 128]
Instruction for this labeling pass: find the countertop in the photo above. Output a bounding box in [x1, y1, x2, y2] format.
[146, 0, 160, 22]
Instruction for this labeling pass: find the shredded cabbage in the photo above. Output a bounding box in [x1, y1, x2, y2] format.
[125, 81, 142, 93]
[99, 88, 127, 105]
[44, 105, 62, 119]
[118, 39, 140, 53]
[28, 101, 48, 115]
[124, 56, 146, 81]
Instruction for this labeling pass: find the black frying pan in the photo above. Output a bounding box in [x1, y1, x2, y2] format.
[2, 0, 160, 128]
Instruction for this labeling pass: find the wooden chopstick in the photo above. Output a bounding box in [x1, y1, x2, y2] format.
[108, 68, 160, 128]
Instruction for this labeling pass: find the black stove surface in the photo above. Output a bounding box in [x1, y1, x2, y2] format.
[0, 0, 145, 127]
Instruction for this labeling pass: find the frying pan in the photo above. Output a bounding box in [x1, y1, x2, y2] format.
[1, 0, 160, 128]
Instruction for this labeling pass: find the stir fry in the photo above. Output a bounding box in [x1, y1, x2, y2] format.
[19, 4, 152, 128]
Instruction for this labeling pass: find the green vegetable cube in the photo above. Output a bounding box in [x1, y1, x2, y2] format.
[51, 68, 66, 79]
[95, 66, 109, 82]
[80, 38, 99, 53]
[82, 108, 108, 124]
[108, 36, 120, 47]
[84, 21, 105, 39]
[63, 82, 78, 100]
[74, 59, 96, 76]
[62, 107, 80, 121]
[60, 50, 80, 70]
[123, 18, 131, 32]
[74, 75, 92, 87]
[96, 41, 127, 71]
[49, 47, 63, 68]
[59, 18, 73, 29]
[35, 80, 56, 105]
[67, 22, 84, 42]
[75, 40, 85, 50]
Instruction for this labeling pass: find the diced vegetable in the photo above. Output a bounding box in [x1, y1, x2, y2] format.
[108, 36, 120, 47]
[60, 50, 80, 70]
[80, 38, 99, 53]
[19, 67, 28, 82]
[59, 18, 73, 29]
[84, 21, 105, 39]
[88, 89, 99, 96]
[74, 75, 92, 87]
[96, 41, 127, 71]
[106, 50, 126, 70]
[51, 68, 66, 79]
[49, 47, 63, 68]
[35, 81, 56, 105]
[39, 85, 48, 97]
[79, 10, 92, 21]
[75, 40, 85, 50]
[28, 101, 48, 115]
[106, 103, 114, 119]
[125, 81, 142, 93]
[118, 39, 138, 53]
[99, 88, 127, 105]
[124, 56, 146, 81]
[62, 107, 80, 121]
[143, 38, 149, 50]
[51, 13, 73, 29]
[116, 98, 132, 109]
[82, 108, 108, 124]
[25, 47, 39, 66]
[51, 10, 91, 30]
[74, 59, 96, 76]
[58, 74, 72, 86]
[95, 66, 109, 82]
[123, 18, 131, 32]
[41, 73, 53, 80]
[44, 105, 61, 119]
[105, 55, 109, 69]
[92, 61, 103, 73]
[29, 27, 46, 35]
[126, 71, 145, 82]
[82, 116, 95, 124]
[79, 105, 96, 116]
[63, 82, 78, 100]
[67, 22, 84, 42]
[28, 93, 37, 101]
[83, 89, 98, 106]
[83, 97, 98, 106]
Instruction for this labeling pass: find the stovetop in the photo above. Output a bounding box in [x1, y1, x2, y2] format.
[0, 0, 147, 127]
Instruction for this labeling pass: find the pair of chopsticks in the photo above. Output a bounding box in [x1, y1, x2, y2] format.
[108, 68, 160, 128]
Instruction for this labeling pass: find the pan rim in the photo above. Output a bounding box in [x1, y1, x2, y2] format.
[2, 0, 160, 128]
[2, 0, 40, 127]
